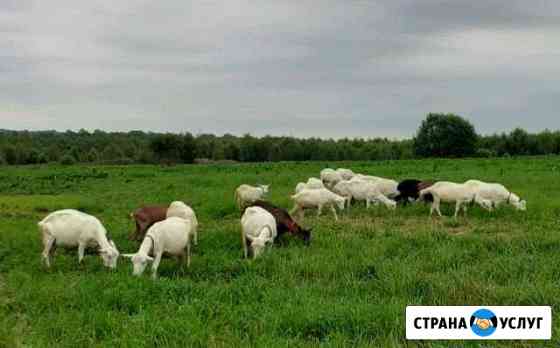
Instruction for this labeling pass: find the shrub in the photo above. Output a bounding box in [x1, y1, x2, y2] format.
[60, 154, 77, 165]
[475, 148, 497, 158]
[414, 113, 478, 158]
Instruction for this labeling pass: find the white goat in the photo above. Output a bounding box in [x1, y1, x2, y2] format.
[372, 178, 400, 198]
[306, 177, 325, 188]
[331, 180, 354, 208]
[419, 181, 478, 218]
[241, 207, 277, 259]
[291, 188, 346, 221]
[295, 182, 306, 194]
[336, 168, 355, 180]
[353, 174, 383, 182]
[464, 180, 526, 211]
[352, 176, 399, 197]
[38, 209, 119, 269]
[320, 168, 336, 179]
[123, 216, 193, 279]
[345, 179, 397, 210]
[167, 201, 199, 245]
[295, 177, 325, 194]
[321, 170, 343, 189]
[235, 184, 269, 209]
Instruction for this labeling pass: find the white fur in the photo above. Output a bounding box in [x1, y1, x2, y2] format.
[331, 180, 354, 208]
[241, 207, 277, 259]
[38, 209, 119, 269]
[291, 188, 346, 221]
[321, 170, 343, 188]
[419, 181, 478, 218]
[344, 179, 397, 210]
[320, 168, 336, 179]
[464, 180, 526, 211]
[351, 176, 400, 197]
[336, 168, 355, 180]
[235, 184, 269, 209]
[166, 201, 199, 245]
[123, 216, 193, 279]
[295, 177, 325, 193]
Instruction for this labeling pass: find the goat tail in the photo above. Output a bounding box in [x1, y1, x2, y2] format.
[37, 221, 51, 239]
[418, 188, 434, 203]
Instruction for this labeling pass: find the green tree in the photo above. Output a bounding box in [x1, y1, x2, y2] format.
[87, 148, 100, 162]
[60, 153, 76, 165]
[414, 113, 478, 158]
[180, 133, 196, 163]
[150, 134, 178, 162]
[506, 128, 530, 155]
[37, 152, 48, 164]
[3, 145, 17, 165]
[102, 144, 125, 161]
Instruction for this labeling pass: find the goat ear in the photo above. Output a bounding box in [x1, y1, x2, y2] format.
[122, 254, 136, 258]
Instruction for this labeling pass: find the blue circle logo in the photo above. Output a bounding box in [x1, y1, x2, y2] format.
[470, 309, 498, 337]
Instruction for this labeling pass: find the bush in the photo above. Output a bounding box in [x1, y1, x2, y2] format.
[475, 148, 497, 158]
[3, 145, 17, 165]
[101, 158, 135, 165]
[60, 154, 77, 165]
[150, 133, 196, 164]
[87, 148, 100, 163]
[414, 113, 478, 158]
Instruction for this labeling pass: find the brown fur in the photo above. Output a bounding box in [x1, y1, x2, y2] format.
[249, 200, 312, 245]
[129, 205, 168, 241]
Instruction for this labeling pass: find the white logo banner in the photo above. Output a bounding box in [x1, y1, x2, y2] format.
[406, 306, 551, 340]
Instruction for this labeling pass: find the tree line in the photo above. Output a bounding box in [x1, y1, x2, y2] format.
[1, 114, 559, 165]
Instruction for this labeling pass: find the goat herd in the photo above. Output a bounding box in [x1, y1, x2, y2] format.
[37, 167, 527, 279]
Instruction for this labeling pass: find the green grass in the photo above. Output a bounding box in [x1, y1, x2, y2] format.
[1, 157, 560, 347]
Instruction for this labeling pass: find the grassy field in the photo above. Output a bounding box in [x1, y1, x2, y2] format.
[1, 157, 559, 347]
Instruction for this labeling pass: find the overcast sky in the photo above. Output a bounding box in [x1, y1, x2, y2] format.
[1, 1, 559, 138]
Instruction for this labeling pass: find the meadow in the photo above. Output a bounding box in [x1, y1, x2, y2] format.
[1, 157, 559, 347]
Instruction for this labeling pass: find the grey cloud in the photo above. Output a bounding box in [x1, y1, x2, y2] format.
[1, 1, 559, 138]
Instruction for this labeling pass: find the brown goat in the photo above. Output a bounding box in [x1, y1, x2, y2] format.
[129, 205, 168, 241]
[249, 200, 312, 245]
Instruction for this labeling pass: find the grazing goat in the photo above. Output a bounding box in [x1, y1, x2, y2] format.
[336, 168, 355, 180]
[38, 209, 119, 269]
[353, 174, 383, 182]
[167, 201, 199, 245]
[419, 182, 479, 218]
[464, 180, 526, 211]
[345, 179, 397, 210]
[129, 205, 168, 241]
[331, 180, 354, 208]
[320, 169, 343, 188]
[235, 184, 269, 210]
[123, 217, 193, 279]
[291, 188, 346, 221]
[250, 200, 312, 245]
[371, 178, 400, 199]
[241, 207, 277, 259]
[295, 177, 325, 194]
[395, 179, 434, 205]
